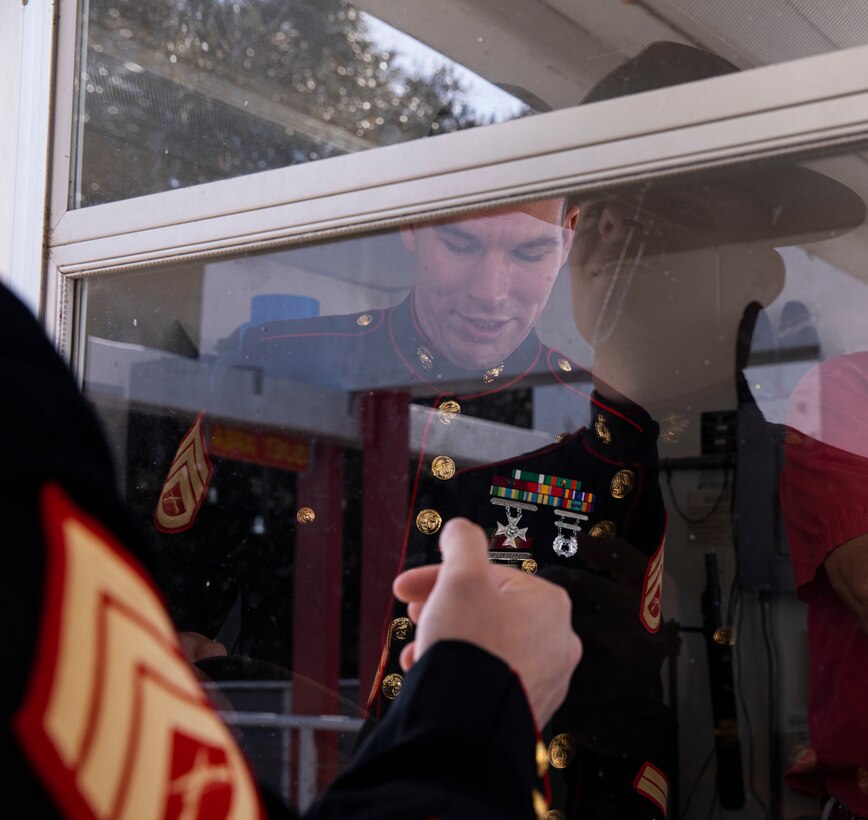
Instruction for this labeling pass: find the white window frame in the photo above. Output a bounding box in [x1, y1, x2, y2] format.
[45, 1, 868, 360]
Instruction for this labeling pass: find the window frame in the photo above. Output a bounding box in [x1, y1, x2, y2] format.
[46, 1, 868, 360]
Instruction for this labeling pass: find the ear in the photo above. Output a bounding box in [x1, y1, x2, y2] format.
[559, 205, 581, 265]
[399, 224, 418, 253]
[752, 248, 786, 307]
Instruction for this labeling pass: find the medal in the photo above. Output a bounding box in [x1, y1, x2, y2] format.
[552, 509, 588, 558]
[490, 497, 537, 548]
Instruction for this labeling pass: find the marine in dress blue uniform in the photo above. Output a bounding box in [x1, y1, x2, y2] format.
[363, 367, 674, 820]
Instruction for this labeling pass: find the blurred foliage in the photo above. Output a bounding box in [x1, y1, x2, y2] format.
[78, 0, 522, 204]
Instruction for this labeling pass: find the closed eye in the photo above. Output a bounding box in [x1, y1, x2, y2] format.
[513, 246, 555, 262]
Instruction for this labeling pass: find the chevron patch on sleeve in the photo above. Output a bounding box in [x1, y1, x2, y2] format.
[633, 761, 669, 815]
[639, 536, 665, 634]
[154, 411, 213, 533]
[15, 484, 263, 820]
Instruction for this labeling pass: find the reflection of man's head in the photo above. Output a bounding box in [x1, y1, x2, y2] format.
[570, 178, 786, 370]
[401, 198, 579, 369]
[568, 42, 865, 402]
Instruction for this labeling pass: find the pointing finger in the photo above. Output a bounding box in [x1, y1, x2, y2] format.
[437, 518, 490, 574]
[393, 564, 440, 603]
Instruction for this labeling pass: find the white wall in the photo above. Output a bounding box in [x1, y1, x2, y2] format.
[0, 0, 56, 317]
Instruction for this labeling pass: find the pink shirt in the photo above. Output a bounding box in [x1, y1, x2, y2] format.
[780, 352, 868, 815]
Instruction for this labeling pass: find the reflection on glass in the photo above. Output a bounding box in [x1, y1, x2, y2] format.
[73, 0, 868, 207]
[73, 0, 529, 207]
[79, 138, 868, 816]
[779, 354, 868, 818]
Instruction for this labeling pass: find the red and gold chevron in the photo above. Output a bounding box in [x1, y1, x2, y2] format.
[15, 484, 263, 820]
[633, 761, 669, 815]
[154, 411, 213, 533]
[639, 536, 665, 634]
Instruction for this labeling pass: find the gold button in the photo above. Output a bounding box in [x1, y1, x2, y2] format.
[521, 558, 538, 575]
[536, 741, 548, 777]
[548, 733, 576, 769]
[381, 673, 403, 700]
[713, 626, 736, 646]
[555, 432, 570, 444]
[390, 617, 413, 641]
[557, 357, 572, 373]
[416, 509, 442, 535]
[589, 520, 616, 538]
[417, 346, 434, 371]
[483, 363, 504, 383]
[594, 414, 612, 444]
[785, 430, 802, 445]
[437, 400, 461, 424]
[661, 412, 689, 444]
[356, 313, 373, 326]
[532, 789, 549, 820]
[431, 455, 456, 480]
[296, 507, 315, 524]
[610, 469, 635, 499]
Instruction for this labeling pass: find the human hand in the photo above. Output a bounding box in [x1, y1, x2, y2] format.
[178, 630, 228, 663]
[824, 532, 868, 635]
[392, 517, 582, 727]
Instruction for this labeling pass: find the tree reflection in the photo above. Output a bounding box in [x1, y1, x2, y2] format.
[78, 0, 526, 205]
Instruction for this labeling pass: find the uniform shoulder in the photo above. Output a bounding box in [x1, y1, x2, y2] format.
[242, 308, 388, 347]
[540, 345, 591, 382]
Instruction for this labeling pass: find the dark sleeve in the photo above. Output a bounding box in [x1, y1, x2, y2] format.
[0, 285, 295, 820]
[308, 641, 546, 820]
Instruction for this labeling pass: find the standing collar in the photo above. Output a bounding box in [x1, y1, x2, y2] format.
[387, 292, 545, 392]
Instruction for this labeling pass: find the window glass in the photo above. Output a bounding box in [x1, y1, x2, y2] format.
[78, 143, 868, 817]
[72, 0, 868, 206]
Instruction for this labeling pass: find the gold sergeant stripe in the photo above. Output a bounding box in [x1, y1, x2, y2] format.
[633, 762, 668, 814]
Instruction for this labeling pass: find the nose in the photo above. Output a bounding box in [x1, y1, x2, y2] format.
[467, 251, 509, 307]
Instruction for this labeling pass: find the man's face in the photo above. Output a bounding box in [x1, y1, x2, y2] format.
[402, 199, 579, 370]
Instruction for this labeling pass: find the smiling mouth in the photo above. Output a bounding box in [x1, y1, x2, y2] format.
[456, 315, 513, 339]
[463, 317, 508, 330]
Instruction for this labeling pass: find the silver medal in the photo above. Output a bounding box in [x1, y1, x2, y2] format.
[552, 509, 589, 558]
[490, 498, 538, 548]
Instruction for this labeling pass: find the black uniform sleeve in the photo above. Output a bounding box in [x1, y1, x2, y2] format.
[3, 284, 546, 820]
[309, 641, 545, 820]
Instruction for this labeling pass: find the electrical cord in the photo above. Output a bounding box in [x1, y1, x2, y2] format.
[665, 464, 730, 525]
